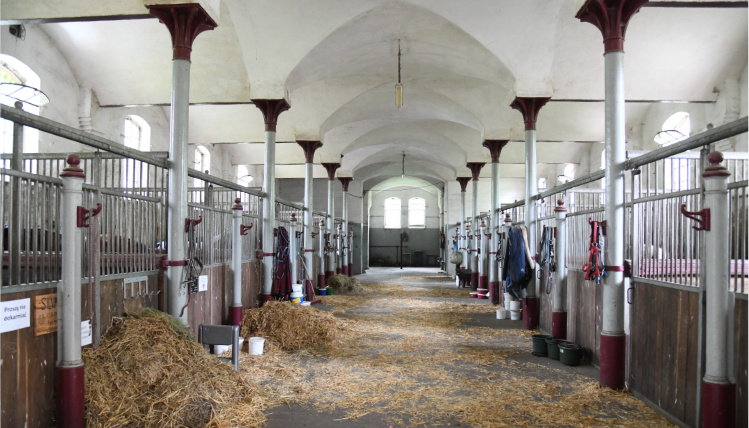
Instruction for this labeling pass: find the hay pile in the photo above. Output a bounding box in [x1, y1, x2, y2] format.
[240, 301, 347, 352]
[83, 309, 270, 427]
[326, 274, 362, 293]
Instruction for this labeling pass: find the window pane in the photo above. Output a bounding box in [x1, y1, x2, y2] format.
[408, 197, 425, 228]
[384, 197, 401, 229]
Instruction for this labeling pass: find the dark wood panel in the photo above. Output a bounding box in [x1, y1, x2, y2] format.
[736, 298, 747, 428]
[629, 281, 701, 427]
[1, 288, 57, 428]
[539, 265, 553, 334]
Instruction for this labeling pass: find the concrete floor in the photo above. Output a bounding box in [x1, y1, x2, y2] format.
[263, 267, 600, 428]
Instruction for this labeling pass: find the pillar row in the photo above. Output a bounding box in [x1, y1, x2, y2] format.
[254, 99, 291, 303]
[321, 163, 341, 278]
[456, 177, 472, 276]
[297, 140, 322, 289]
[510, 96, 549, 330]
[338, 177, 353, 277]
[576, 0, 647, 390]
[483, 140, 509, 304]
[148, 2, 216, 323]
[466, 162, 485, 291]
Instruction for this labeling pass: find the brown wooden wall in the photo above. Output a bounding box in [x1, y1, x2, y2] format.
[1, 261, 261, 427]
[629, 281, 700, 427]
[566, 269, 602, 365]
[735, 297, 747, 428]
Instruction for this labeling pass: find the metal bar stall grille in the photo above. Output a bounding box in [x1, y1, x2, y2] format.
[729, 180, 748, 294]
[0, 169, 62, 291]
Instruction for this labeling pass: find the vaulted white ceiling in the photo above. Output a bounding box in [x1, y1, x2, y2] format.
[4, 0, 747, 192]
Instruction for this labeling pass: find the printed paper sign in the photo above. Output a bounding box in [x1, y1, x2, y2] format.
[34, 294, 57, 336]
[198, 275, 208, 292]
[81, 320, 92, 347]
[2, 298, 31, 333]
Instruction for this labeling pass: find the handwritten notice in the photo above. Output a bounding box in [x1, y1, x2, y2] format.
[34, 293, 57, 336]
[81, 320, 92, 347]
[198, 275, 208, 292]
[2, 298, 31, 333]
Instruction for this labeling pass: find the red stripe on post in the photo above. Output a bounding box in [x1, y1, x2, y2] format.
[600, 333, 626, 389]
[56, 365, 85, 428]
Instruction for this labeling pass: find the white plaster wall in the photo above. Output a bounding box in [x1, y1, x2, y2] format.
[94, 106, 170, 152]
[2, 25, 83, 153]
[369, 186, 440, 229]
[276, 178, 363, 223]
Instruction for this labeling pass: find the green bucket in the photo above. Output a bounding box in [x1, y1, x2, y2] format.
[559, 341, 583, 366]
[532, 334, 552, 357]
[545, 337, 561, 360]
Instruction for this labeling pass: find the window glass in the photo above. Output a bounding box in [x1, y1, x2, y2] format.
[384, 197, 401, 229]
[408, 197, 425, 228]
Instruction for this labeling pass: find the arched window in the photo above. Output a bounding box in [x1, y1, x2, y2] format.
[408, 197, 425, 228]
[122, 116, 151, 188]
[0, 54, 41, 167]
[193, 145, 210, 187]
[654, 112, 690, 146]
[236, 164, 253, 186]
[384, 197, 401, 229]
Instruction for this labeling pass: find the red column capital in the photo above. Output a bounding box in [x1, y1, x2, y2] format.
[321, 163, 341, 180]
[575, 0, 648, 53]
[148, 4, 217, 61]
[296, 140, 323, 163]
[482, 140, 509, 163]
[466, 162, 486, 181]
[510, 97, 550, 131]
[456, 177, 471, 192]
[338, 177, 353, 192]
[252, 99, 290, 132]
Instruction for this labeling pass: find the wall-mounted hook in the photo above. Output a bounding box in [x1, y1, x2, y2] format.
[77, 203, 102, 228]
[240, 223, 253, 236]
[680, 204, 710, 231]
[184, 216, 203, 232]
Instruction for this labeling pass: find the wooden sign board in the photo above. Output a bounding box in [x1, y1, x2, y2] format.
[34, 293, 57, 336]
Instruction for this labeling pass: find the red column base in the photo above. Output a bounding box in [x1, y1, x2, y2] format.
[600, 333, 626, 389]
[56, 365, 85, 428]
[260, 294, 275, 305]
[479, 276, 488, 289]
[325, 271, 334, 280]
[522, 297, 539, 330]
[551, 311, 567, 339]
[336, 267, 342, 274]
[470, 272, 479, 290]
[489, 281, 499, 304]
[318, 274, 326, 288]
[229, 305, 243, 326]
[702, 381, 736, 428]
[348, 263, 353, 276]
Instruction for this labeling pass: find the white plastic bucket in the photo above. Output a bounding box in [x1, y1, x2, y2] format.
[510, 310, 521, 320]
[504, 292, 512, 303]
[496, 309, 507, 319]
[290, 291, 303, 304]
[291, 284, 303, 293]
[214, 337, 243, 355]
[249, 337, 265, 355]
[509, 300, 521, 311]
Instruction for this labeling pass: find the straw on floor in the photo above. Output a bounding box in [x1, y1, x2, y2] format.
[83, 309, 272, 427]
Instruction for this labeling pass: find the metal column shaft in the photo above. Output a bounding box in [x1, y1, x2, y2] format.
[471, 180, 479, 289]
[304, 162, 314, 286]
[262, 130, 276, 300]
[327, 179, 335, 277]
[460, 191, 467, 270]
[524, 128, 538, 299]
[342, 190, 348, 275]
[166, 59, 190, 322]
[230, 201, 243, 326]
[489, 162, 499, 301]
[289, 216, 298, 286]
[552, 200, 568, 339]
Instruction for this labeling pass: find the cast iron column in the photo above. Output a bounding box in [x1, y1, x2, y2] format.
[230, 198, 243, 326]
[289, 213, 299, 286]
[57, 155, 85, 428]
[322, 163, 341, 278]
[456, 177, 471, 274]
[297, 141, 322, 288]
[254, 100, 291, 303]
[338, 177, 353, 276]
[577, 0, 647, 389]
[483, 140, 509, 304]
[148, 3, 216, 322]
[466, 163, 485, 291]
[701, 152, 735, 428]
[318, 219, 326, 287]
[553, 199, 568, 339]
[511, 96, 550, 330]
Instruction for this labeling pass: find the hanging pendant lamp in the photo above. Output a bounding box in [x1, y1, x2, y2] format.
[395, 39, 403, 108]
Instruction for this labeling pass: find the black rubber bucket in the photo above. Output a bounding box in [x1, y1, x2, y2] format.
[559, 341, 583, 366]
[532, 334, 552, 357]
[545, 337, 560, 360]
